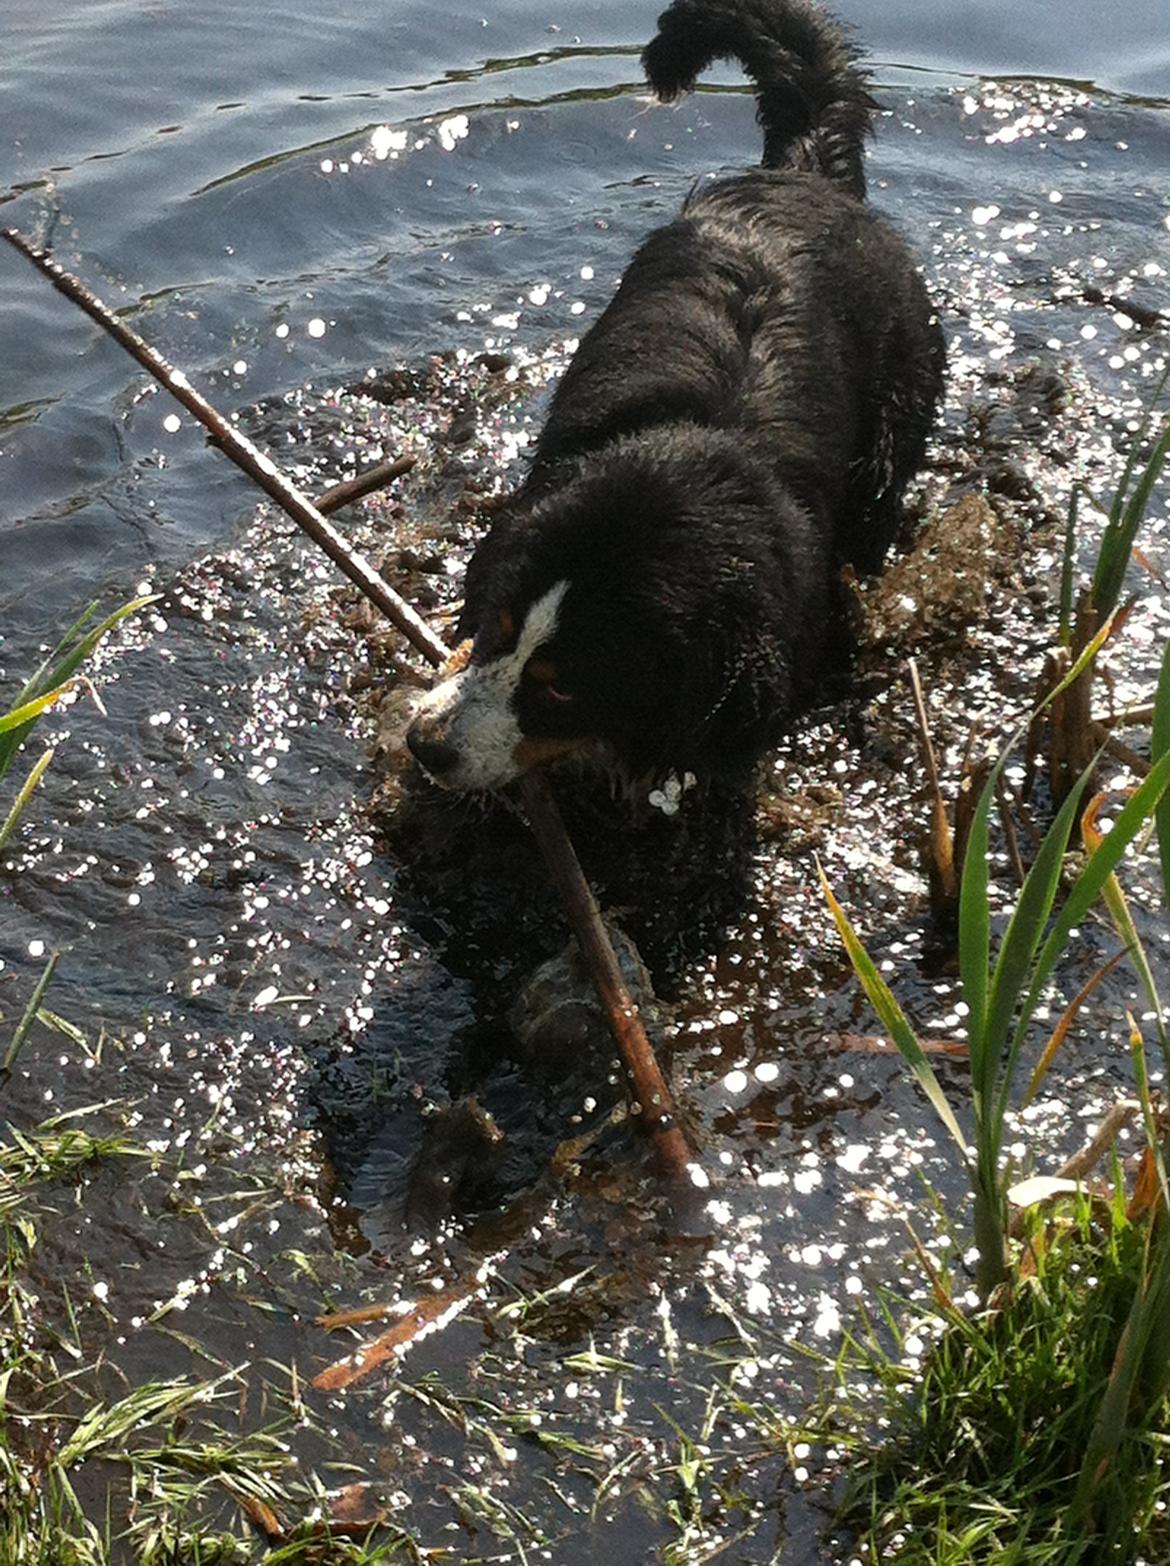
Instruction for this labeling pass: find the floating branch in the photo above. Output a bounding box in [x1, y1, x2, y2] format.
[3, 227, 694, 1182]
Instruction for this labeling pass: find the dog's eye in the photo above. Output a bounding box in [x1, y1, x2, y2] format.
[525, 658, 574, 704]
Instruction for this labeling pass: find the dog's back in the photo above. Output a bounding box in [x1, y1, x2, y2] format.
[524, 0, 944, 575]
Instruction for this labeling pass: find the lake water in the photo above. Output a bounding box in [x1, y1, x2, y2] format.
[1, 3, 1169, 1561]
[3, 0, 1168, 625]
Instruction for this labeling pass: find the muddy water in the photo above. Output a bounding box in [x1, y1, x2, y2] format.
[2, 15, 1170, 1564]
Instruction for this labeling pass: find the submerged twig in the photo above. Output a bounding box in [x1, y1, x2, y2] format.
[995, 773, 1027, 887]
[519, 776, 692, 1169]
[312, 1283, 479, 1392]
[314, 454, 416, 515]
[3, 228, 694, 1181]
[1056, 1099, 1140, 1182]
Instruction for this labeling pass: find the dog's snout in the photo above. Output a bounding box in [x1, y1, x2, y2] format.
[406, 718, 460, 779]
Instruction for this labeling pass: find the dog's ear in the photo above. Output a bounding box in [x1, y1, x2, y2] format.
[602, 615, 735, 780]
[634, 621, 788, 781]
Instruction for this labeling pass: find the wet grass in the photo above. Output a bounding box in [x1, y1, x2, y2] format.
[824, 1190, 1170, 1565]
[0, 1095, 426, 1565]
[0, 607, 411, 1564]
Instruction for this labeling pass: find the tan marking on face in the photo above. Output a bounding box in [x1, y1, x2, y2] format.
[407, 581, 570, 790]
[512, 735, 593, 773]
[498, 606, 515, 642]
[525, 657, 560, 686]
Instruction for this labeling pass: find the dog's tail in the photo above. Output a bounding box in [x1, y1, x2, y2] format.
[642, 0, 874, 197]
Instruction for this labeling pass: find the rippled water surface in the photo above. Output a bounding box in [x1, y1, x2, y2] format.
[2, 2, 1169, 1560]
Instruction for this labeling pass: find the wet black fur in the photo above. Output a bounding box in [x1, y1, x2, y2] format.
[459, 0, 945, 784]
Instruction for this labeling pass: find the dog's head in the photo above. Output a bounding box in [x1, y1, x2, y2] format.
[405, 435, 799, 792]
[406, 576, 603, 790]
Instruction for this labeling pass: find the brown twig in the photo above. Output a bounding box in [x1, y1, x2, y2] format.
[1096, 703, 1156, 731]
[907, 657, 956, 912]
[1096, 728, 1151, 777]
[1056, 1099, 1140, 1182]
[2, 230, 449, 666]
[3, 227, 693, 1182]
[995, 772, 1027, 887]
[518, 775, 693, 1172]
[312, 1284, 478, 1392]
[314, 454, 416, 515]
[825, 1032, 968, 1057]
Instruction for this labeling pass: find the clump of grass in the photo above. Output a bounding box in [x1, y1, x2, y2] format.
[822, 381, 1170, 1305]
[0, 596, 154, 788]
[820, 689, 1170, 1555]
[829, 1189, 1170, 1564]
[2, 596, 154, 1072]
[822, 630, 1170, 1301]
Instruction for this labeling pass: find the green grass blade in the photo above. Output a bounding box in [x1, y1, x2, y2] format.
[1151, 633, 1170, 920]
[1048, 614, 1117, 702]
[0, 748, 54, 854]
[1073, 1223, 1170, 1522]
[0, 594, 155, 779]
[1007, 748, 1170, 1097]
[951, 625, 1112, 1102]
[1104, 360, 1170, 530]
[3, 951, 60, 1072]
[1103, 873, 1169, 1077]
[1126, 1017, 1170, 1215]
[56, 1380, 210, 1467]
[982, 761, 1093, 1104]
[957, 757, 996, 1077]
[6, 602, 100, 714]
[819, 862, 969, 1158]
[1091, 402, 1169, 620]
[0, 687, 71, 734]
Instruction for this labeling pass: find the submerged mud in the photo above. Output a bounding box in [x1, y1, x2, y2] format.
[0, 71, 1168, 1562]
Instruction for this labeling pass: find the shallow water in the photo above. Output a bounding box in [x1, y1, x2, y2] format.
[1, 3, 1170, 1559]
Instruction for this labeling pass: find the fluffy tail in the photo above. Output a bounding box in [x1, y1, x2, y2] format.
[642, 0, 874, 197]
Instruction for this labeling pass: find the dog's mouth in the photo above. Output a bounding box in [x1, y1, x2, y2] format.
[405, 670, 593, 791]
[405, 702, 590, 791]
[405, 580, 593, 790]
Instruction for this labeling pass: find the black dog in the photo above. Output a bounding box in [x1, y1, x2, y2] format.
[407, 0, 945, 793]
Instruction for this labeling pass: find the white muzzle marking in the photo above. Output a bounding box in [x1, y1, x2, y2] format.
[411, 581, 569, 789]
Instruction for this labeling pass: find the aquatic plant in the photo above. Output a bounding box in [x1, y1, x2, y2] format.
[822, 622, 1170, 1297]
[825, 1184, 1170, 1564]
[819, 408, 1170, 1557]
[1047, 379, 1169, 803]
[0, 596, 153, 850]
[819, 693, 1170, 1556]
[1, 597, 153, 1077]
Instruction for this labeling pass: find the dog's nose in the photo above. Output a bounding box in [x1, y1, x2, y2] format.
[406, 720, 460, 779]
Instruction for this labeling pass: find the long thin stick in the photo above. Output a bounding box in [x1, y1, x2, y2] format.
[3, 227, 694, 1180]
[2, 231, 446, 665]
